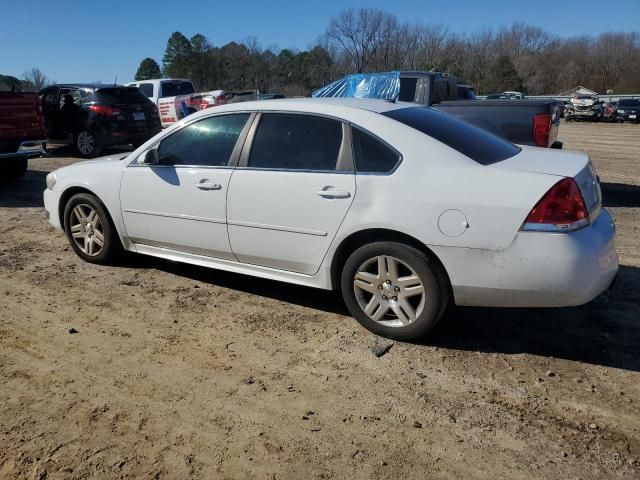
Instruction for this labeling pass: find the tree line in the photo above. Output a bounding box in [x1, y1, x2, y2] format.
[3, 8, 638, 96]
[137, 10, 639, 96]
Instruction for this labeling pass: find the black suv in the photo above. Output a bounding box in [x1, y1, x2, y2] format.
[39, 84, 162, 157]
[616, 99, 640, 123]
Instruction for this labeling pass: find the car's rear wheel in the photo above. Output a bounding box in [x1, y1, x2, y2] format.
[340, 241, 449, 340]
[75, 130, 102, 158]
[63, 193, 119, 264]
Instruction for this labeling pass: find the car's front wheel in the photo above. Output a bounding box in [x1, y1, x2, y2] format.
[63, 193, 119, 264]
[75, 130, 102, 158]
[340, 241, 449, 340]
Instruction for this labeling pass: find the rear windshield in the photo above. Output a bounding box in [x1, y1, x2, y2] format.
[618, 99, 640, 107]
[94, 87, 149, 104]
[383, 107, 521, 165]
[160, 81, 195, 98]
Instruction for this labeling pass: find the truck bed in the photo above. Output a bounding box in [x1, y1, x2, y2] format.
[0, 92, 45, 153]
[436, 99, 561, 148]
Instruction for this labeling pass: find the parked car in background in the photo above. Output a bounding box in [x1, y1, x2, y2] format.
[565, 95, 603, 122]
[486, 91, 524, 99]
[602, 101, 618, 122]
[615, 99, 640, 123]
[126, 79, 197, 127]
[313, 71, 563, 148]
[0, 90, 47, 181]
[43, 98, 617, 340]
[39, 84, 161, 158]
[259, 93, 285, 100]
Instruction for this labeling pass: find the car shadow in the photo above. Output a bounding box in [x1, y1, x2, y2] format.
[601, 182, 640, 208]
[0, 168, 48, 207]
[123, 254, 640, 372]
[121, 254, 350, 317]
[425, 264, 640, 372]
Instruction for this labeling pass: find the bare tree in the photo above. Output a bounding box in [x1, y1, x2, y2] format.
[325, 8, 386, 72]
[21, 67, 49, 91]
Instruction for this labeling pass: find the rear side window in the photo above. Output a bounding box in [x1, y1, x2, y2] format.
[160, 81, 195, 98]
[157, 113, 249, 167]
[352, 128, 400, 173]
[248, 114, 343, 171]
[138, 83, 154, 97]
[399, 78, 417, 102]
[95, 87, 150, 104]
[383, 107, 521, 165]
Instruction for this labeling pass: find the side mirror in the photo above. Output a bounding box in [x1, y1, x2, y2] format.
[143, 148, 159, 165]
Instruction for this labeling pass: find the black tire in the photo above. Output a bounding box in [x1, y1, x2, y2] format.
[63, 193, 120, 264]
[74, 129, 102, 158]
[2, 157, 28, 182]
[340, 241, 449, 341]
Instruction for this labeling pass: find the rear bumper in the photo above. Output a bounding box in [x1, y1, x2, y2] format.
[439, 209, 619, 307]
[617, 112, 639, 122]
[0, 139, 47, 160]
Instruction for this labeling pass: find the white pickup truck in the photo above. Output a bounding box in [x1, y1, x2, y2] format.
[126, 78, 198, 128]
[127, 78, 259, 127]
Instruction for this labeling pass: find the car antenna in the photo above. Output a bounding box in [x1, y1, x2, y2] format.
[113, 75, 118, 86]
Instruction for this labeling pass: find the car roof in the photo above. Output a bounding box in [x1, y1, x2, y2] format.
[208, 97, 414, 115]
[47, 83, 133, 90]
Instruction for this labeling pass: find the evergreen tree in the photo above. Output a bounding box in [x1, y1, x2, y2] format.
[484, 55, 524, 93]
[162, 32, 193, 78]
[134, 58, 162, 81]
[189, 34, 212, 90]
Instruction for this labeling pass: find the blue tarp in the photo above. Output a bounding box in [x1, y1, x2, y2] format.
[312, 72, 400, 100]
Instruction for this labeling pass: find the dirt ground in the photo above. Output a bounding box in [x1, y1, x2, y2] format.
[1, 122, 639, 480]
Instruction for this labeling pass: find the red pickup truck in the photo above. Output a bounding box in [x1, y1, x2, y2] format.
[0, 91, 47, 181]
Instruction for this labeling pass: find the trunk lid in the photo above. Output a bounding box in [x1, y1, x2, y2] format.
[491, 146, 602, 216]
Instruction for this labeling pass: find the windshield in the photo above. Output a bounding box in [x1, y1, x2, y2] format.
[94, 87, 150, 104]
[160, 81, 195, 98]
[618, 99, 640, 107]
[383, 107, 521, 165]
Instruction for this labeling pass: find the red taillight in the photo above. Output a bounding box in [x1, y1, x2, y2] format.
[215, 94, 226, 105]
[533, 113, 552, 147]
[89, 105, 121, 116]
[523, 178, 589, 232]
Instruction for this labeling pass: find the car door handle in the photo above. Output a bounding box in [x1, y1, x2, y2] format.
[316, 189, 351, 199]
[195, 181, 222, 190]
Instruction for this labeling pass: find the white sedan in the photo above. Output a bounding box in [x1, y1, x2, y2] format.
[43, 98, 618, 340]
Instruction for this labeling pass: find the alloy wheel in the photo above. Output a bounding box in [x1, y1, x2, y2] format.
[77, 131, 95, 155]
[353, 255, 426, 327]
[69, 203, 105, 256]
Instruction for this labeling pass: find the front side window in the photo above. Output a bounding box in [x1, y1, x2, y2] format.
[58, 88, 81, 106]
[248, 113, 343, 171]
[157, 113, 250, 166]
[351, 127, 400, 173]
[138, 83, 154, 98]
